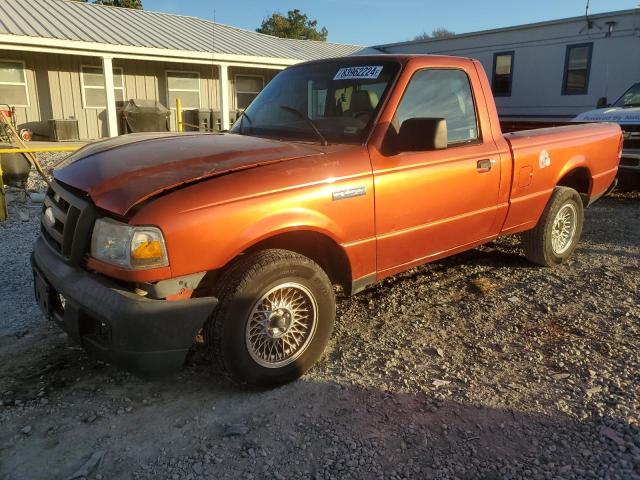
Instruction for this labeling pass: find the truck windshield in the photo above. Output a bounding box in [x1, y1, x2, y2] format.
[230, 60, 401, 144]
[613, 83, 640, 108]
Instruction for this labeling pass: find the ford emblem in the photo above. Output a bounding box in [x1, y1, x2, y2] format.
[43, 207, 56, 227]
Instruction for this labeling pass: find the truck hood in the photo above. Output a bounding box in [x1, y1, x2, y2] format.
[573, 107, 640, 124]
[54, 132, 324, 216]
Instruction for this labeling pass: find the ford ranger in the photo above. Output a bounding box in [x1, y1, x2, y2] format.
[31, 55, 623, 386]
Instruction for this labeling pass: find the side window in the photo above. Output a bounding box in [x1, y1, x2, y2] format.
[394, 69, 478, 144]
[236, 75, 264, 110]
[166, 71, 200, 110]
[492, 52, 514, 97]
[0, 60, 29, 107]
[562, 43, 593, 95]
[81, 66, 125, 108]
[308, 80, 327, 119]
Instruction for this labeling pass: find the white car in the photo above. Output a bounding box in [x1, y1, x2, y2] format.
[574, 83, 640, 190]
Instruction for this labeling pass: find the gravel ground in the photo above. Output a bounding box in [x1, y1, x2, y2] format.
[0, 161, 638, 480]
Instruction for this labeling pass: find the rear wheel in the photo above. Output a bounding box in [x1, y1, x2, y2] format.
[204, 249, 335, 386]
[521, 186, 584, 266]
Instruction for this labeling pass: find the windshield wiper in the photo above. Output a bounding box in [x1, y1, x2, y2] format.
[279, 105, 328, 146]
[621, 103, 640, 108]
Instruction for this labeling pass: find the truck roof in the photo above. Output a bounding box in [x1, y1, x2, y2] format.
[293, 54, 477, 68]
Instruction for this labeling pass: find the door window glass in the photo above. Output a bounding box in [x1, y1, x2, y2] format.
[394, 69, 478, 144]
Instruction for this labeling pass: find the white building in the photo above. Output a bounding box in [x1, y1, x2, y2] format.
[374, 9, 640, 121]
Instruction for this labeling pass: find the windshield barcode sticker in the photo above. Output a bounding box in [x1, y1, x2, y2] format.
[333, 66, 383, 81]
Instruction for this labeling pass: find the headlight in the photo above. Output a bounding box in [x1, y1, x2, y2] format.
[90, 218, 168, 269]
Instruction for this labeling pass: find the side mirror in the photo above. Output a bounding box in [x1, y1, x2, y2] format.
[596, 97, 608, 109]
[394, 118, 448, 153]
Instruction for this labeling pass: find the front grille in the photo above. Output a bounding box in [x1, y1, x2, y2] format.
[621, 125, 640, 150]
[41, 181, 96, 265]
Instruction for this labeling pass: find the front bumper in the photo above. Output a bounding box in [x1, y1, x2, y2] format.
[31, 237, 218, 377]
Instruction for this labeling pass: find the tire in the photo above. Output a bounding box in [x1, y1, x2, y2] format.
[521, 186, 584, 267]
[204, 249, 335, 387]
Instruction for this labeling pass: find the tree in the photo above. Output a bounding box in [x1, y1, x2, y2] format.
[413, 28, 456, 41]
[413, 32, 431, 41]
[431, 28, 455, 38]
[257, 10, 328, 41]
[95, 0, 143, 8]
[70, 0, 143, 9]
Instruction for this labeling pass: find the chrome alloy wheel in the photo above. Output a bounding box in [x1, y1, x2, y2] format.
[551, 203, 578, 255]
[245, 283, 318, 368]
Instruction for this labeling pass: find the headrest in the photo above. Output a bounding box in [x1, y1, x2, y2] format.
[350, 90, 378, 112]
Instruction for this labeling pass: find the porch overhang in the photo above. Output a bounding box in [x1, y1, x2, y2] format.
[0, 34, 294, 136]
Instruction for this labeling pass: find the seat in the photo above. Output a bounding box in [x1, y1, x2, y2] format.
[345, 90, 379, 120]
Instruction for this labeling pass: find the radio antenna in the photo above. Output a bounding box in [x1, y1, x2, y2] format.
[580, 0, 602, 33]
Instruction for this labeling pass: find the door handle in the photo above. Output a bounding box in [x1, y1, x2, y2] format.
[477, 159, 495, 173]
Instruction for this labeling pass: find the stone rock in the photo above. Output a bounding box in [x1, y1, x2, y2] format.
[223, 423, 249, 437]
[600, 426, 625, 446]
[432, 379, 450, 387]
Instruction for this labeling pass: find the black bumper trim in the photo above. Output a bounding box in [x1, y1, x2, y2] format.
[32, 237, 218, 377]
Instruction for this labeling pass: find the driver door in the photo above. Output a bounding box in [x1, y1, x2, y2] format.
[369, 67, 502, 277]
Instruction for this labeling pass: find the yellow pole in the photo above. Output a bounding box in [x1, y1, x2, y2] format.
[176, 97, 183, 133]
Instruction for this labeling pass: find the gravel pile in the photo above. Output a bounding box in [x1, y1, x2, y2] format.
[0, 189, 638, 480]
[25, 151, 70, 192]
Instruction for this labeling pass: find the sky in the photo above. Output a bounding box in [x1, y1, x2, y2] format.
[143, 0, 639, 46]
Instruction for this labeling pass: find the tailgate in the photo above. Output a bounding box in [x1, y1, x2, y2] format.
[500, 123, 621, 234]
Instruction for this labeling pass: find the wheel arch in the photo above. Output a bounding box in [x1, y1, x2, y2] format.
[242, 229, 353, 294]
[556, 166, 592, 206]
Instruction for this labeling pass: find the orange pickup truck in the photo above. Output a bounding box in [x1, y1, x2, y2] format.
[32, 55, 622, 386]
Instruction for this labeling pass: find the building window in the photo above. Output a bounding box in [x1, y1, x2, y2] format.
[81, 66, 125, 108]
[166, 71, 200, 110]
[395, 69, 478, 145]
[0, 60, 29, 107]
[562, 43, 593, 95]
[492, 51, 514, 97]
[235, 75, 264, 109]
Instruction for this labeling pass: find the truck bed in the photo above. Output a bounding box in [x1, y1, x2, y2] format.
[500, 123, 621, 235]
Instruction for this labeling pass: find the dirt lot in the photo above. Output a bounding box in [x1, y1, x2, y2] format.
[0, 187, 638, 480]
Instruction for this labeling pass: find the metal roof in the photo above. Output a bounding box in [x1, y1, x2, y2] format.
[374, 8, 640, 50]
[0, 0, 364, 61]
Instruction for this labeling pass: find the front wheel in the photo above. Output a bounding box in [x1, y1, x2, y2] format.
[521, 186, 584, 266]
[204, 249, 335, 386]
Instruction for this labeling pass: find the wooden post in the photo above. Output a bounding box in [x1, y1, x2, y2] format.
[219, 64, 230, 130]
[176, 97, 183, 133]
[102, 56, 119, 138]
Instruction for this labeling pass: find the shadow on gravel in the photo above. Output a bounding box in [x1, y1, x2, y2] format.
[580, 246, 640, 260]
[365, 246, 533, 296]
[1, 333, 636, 480]
[581, 195, 640, 248]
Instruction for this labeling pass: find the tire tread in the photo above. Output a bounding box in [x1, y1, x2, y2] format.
[521, 186, 583, 267]
[205, 249, 332, 384]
